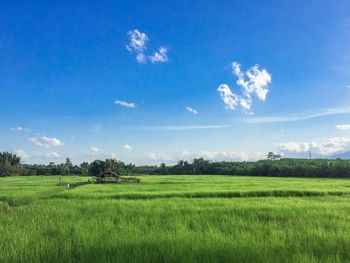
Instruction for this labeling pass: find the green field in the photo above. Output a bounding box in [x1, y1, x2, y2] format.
[1, 175, 350, 263]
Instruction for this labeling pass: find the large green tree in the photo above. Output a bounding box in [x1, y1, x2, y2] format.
[0, 152, 22, 176]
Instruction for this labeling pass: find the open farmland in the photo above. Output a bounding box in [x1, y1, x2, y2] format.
[1, 175, 350, 263]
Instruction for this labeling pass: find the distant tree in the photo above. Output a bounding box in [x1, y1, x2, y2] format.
[267, 152, 281, 161]
[192, 158, 210, 174]
[159, 163, 168, 174]
[124, 163, 135, 174]
[105, 159, 125, 175]
[0, 152, 22, 176]
[88, 160, 106, 176]
[80, 162, 89, 175]
[64, 158, 73, 175]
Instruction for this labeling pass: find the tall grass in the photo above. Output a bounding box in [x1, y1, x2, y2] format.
[0, 175, 350, 262]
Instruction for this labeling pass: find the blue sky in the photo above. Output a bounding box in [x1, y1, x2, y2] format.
[1, 0, 350, 164]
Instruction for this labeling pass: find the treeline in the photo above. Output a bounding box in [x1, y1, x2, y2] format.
[0, 152, 135, 177]
[1, 151, 350, 178]
[134, 158, 350, 178]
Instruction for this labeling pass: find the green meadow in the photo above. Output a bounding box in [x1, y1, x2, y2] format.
[1, 175, 350, 263]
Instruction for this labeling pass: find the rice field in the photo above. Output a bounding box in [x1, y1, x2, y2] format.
[1, 175, 350, 262]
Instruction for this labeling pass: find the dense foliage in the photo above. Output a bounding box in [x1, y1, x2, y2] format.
[1, 151, 350, 178]
[134, 158, 350, 178]
[0, 152, 22, 176]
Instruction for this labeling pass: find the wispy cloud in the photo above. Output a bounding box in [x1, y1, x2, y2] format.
[91, 146, 99, 152]
[218, 62, 271, 112]
[9, 126, 30, 132]
[126, 29, 169, 64]
[123, 144, 133, 151]
[336, 124, 350, 130]
[149, 46, 168, 63]
[29, 136, 64, 147]
[185, 106, 198, 114]
[114, 100, 136, 109]
[217, 84, 239, 110]
[246, 107, 350, 124]
[154, 124, 231, 131]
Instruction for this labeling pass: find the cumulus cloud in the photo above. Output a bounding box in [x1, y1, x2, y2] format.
[217, 84, 239, 110]
[149, 47, 168, 63]
[126, 29, 148, 63]
[278, 142, 311, 153]
[278, 137, 350, 155]
[126, 29, 169, 64]
[185, 106, 198, 114]
[13, 149, 29, 159]
[218, 62, 271, 112]
[9, 126, 29, 132]
[29, 136, 64, 147]
[123, 144, 133, 151]
[336, 124, 350, 130]
[114, 100, 136, 109]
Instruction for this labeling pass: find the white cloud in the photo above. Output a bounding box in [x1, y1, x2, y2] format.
[110, 153, 117, 159]
[126, 29, 148, 63]
[9, 126, 29, 132]
[126, 29, 169, 64]
[136, 53, 146, 63]
[198, 150, 264, 161]
[185, 106, 198, 114]
[29, 136, 64, 147]
[123, 144, 133, 151]
[13, 149, 29, 159]
[218, 62, 271, 112]
[126, 29, 148, 52]
[91, 146, 99, 152]
[114, 100, 136, 109]
[217, 84, 239, 110]
[278, 137, 350, 156]
[147, 152, 171, 162]
[144, 150, 264, 165]
[149, 46, 168, 63]
[336, 124, 350, 130]
[156, 124, 231, 131]
[278, 142, 311, 153]
[246, 106, 350, 124]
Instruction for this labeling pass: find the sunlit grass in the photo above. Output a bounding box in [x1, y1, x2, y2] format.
[0, 175, 350, 262]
